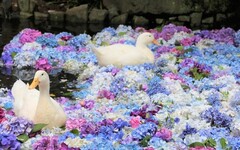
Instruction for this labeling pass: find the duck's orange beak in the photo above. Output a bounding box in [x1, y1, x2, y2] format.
[29, 78, 39, 89]
[152, 39, 160, 46]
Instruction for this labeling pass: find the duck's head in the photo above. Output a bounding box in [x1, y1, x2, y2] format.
[137, 32, 160, 46]
[29, 70, 50, 89]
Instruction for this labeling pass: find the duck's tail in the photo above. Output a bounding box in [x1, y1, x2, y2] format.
[89, 43, 102, 57]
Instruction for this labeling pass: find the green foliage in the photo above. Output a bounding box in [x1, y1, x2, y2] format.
[17, 134, 29, 143]
[11, 52, 17, 58]
[139, 135, 151, 147]
[31, 123, 48, 133]
[70, 129, 80, 135]
[190, 67, 209, 80]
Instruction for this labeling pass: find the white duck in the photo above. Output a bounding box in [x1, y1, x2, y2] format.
[92, 32, 159, 68]
[12, 70, 67, 128]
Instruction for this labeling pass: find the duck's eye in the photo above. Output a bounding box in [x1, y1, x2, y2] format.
[148, 35, 152, 37]
[41, 73, 44, 76]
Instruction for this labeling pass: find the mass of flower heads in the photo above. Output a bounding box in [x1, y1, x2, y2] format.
[0, 24, 240, 149]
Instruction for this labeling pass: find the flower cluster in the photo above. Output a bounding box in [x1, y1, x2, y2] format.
[0, 24, 239, 149]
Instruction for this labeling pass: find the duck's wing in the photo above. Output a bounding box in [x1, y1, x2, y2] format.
[12, 79, 40, 120]
[12, 80, 28, 115]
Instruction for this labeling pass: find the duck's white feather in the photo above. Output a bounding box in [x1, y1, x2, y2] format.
[12, 71, 67, 128]
[92, 32, 157, 68]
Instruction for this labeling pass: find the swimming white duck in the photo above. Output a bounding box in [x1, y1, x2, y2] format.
[92, 32, 159, 68]
[12, 70, 67, 128]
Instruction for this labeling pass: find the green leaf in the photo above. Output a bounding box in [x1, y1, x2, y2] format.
[176, 46, 184, 51]
[63, 92, 72, 97]
[204, 138, 216, 147]
[11, 52, 17, 58]
[17, 134, 29, 143]
[139, 135, 151, 147]
[70, 129, 80, 135]
[118, 32, 126, 36]
[181, 84, 190, 90]
[101, 41, 109, 46]
[220, 138, 227, 149]
[58, 40, 66, 46]
[189, 142, 205, 147]
[31, 123, 47, 133]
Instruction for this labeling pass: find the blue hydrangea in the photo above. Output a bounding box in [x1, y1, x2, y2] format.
[147, 76, 170, 96]
[58, 131, 76, 143]
[36, 33, 58, 47]
[81, 138, 115, 150]
[0, 117, 33, 136]
[131, 122, 157, 140]
[3, 101, 13, 109]
[199, 127, 230, 140]
[0, 133, 21, 150]
[207, 91, 222, 108]
[234, 30, 240, 46]
[110, 77, 126, 96]
[102, 27, 117, 36]
[67, 34, 91, 49]
[227, 136, 240, 150]
[201, 107, 232, 128]
[179, 124, 197, 139]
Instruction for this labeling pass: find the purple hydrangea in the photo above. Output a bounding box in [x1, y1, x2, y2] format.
[0, 133, 21, 150]
[201, 107, 232, 128]
[179, 124, 197, 139]
[131, 122, 157, 140]
[32, 136, 59, 150]
[0, 117, 33, 136]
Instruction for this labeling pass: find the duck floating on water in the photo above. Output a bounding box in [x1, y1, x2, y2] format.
[12, 70, 67, 128]
[92, 32, 159, 68]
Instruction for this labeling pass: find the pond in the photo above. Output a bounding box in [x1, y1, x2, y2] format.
[0, 16, 240, 149]
[0, 18, 104, 97]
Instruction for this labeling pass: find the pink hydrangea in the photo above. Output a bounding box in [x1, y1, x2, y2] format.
[163, 72, 185, 84]
[189, 146, 215, 150]
[19, 29, 42, 44]
[180, 38, 193, 46]
[155, 127, 172, 141]
[98, 89, 115, 100]
[35, 58, 52, 72]
[66, 118, 87, 130]
[129, 116, 141, 128]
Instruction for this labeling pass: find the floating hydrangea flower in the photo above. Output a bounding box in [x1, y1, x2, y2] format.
[0, 117, 33, 136]
[189, 146, 215, 150]
[35, 58, 52, 72]
[32, 136, 59, 150]
[155, 127, 172, 141]
[130, 116, 141, 128]
[98, 89, 115, 100]
[36, 33, 58, 47]
[0, 107, 6, 123]
[66, 118, 87, 130]
[200, 107, 232, 128]
[19, 28, 42, 44]
[0, 133, 21, 150]
[131, 122, 157, 140]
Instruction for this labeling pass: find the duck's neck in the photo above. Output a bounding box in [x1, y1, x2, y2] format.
[136, 41, 148, 49]
[38, 82, 50, 100]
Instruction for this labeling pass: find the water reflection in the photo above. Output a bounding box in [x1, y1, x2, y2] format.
[0, 66, 77, 97]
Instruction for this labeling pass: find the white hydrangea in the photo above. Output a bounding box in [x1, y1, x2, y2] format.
[13, 51, 37, 68]
[63, 60, 82, 74]
[196, 39, 215, 50]
[89, 72, 114, 96]
[21, 42, 42, 51]
[64, 137, 90, 148]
